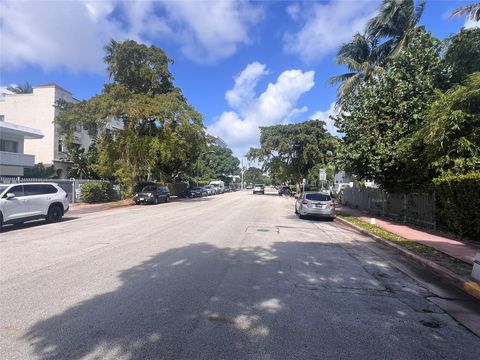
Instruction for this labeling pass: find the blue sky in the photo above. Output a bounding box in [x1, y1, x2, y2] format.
[1, 0, 477, 158]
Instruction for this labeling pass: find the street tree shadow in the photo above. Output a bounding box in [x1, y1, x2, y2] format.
[21, 242, 480, 360]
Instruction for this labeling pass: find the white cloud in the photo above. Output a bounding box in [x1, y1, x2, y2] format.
[310, 103, 342, 138]
[284, 0, 378, 62]
[158, 0, 263, 63]
[225, 62, 269, 110]
[0, 0, 263, 72]
[209, 63, 315, 157]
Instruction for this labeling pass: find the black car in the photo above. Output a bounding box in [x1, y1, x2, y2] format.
[134, 185, 170, 205]
[190, 187, 207, 198]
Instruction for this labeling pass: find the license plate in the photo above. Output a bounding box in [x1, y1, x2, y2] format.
[139, 197, 144, 201]
[315, 204, 326, 209]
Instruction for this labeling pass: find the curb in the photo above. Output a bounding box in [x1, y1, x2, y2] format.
[336, 216, 480, 301]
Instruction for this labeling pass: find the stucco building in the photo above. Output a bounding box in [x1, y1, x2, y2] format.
[0, 84, 92, 178]
[0, 120, 43, 176]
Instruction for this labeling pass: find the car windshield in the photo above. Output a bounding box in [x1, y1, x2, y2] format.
[141, 186, 157, 192]
[305, 193, 331, 201]
[0, 185, 9, 194]
[254, 184, 264, 187]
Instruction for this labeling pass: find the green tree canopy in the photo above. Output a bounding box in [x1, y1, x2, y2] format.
[55, 40, 206, 192]
[247, 120, 339, 188]
[444, 28, 480, 85]
[333, 30, 448, 191]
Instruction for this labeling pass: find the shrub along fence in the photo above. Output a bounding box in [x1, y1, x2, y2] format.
[0, 177, 122, 204]
[341, 172, 480, 242]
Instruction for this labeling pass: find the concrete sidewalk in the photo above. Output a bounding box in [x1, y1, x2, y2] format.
[337, 205, 478, 264]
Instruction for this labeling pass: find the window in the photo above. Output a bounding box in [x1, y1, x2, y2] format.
[3, 185, 23, 198]
[0, 139, 19, 153]
[305, 193, 331, 202]
[0, 115, 4, 122]
[58, 139, 64, 153]
[24, 184, 58, 196]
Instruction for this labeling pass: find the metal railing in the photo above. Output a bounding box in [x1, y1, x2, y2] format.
[341, 187, 435, 229]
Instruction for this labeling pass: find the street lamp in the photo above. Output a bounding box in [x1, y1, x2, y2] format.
[196, 150, 215, 178]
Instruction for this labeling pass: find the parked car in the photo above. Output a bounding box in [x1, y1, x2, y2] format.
[190, 187, 207, 198]
[246, 184, 253, 189]
[295, 192, 335, 220]
[210, 180, 225, 194]
[133, 185, 170, 205]
[253, 184, 265, 195]
[0, 183, 69, 230]
[202, 185, 216, 196]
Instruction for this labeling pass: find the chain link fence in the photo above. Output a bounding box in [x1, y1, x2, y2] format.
[341, 187, 435, 229]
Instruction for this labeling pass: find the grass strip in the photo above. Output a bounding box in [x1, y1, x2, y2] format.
[336, 211, 472, 277]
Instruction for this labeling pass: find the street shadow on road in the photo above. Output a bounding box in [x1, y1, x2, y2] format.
[21, 241, 480, 360]
[0, 217, 79, 234]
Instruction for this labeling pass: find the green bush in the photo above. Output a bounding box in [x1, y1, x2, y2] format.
[80, 182, 116, 203]
[433, 172, 480, 241]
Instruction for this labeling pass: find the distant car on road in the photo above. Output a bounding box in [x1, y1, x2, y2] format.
[134, 185, 170, 205]
[295, 192, 335, 220]
[253, 184, 265, 195]
[0, 183, 69, 230]
[210, 181, 225, 194]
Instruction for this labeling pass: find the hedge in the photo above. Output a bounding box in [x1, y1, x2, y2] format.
[80, 182, 116, 203]
[433, 172, 480, 241]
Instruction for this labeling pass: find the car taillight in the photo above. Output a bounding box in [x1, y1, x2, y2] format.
[302, 199, 308, 204]
[331, 201, 336, 208]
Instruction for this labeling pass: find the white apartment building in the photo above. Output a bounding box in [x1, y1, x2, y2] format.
[0, 84, 92, 178]
[0, 120, 44, 176]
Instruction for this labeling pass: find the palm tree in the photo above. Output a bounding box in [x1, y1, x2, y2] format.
[367, 0, 426, 58]
[328, 33, 384, 104]
[6, 82, 33, 94]
[451, 2, 480, 21]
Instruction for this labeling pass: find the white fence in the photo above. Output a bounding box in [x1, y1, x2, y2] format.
[0, 177, 121, 204]
[341, 187, 435, 229]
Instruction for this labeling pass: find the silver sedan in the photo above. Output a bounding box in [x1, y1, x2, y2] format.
[295, 191, 336, 220]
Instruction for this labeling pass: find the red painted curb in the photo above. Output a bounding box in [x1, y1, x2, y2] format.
[336, 216, 480, 301]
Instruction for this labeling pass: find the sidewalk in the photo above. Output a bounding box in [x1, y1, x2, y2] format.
[337, 205, 478, 264]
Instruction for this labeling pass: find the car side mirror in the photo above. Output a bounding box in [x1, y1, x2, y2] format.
[6, 193, 15, 200]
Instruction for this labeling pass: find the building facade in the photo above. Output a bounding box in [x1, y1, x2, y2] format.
[0, 120, 43, 176]
[0, 84, 92, 178]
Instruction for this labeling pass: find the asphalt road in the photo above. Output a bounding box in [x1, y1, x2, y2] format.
[1, 190, 479, 359]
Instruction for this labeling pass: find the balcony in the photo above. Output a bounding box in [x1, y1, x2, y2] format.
[0, 151, 35, 167]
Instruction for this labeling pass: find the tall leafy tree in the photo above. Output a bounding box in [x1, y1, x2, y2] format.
[333, 30, 448, 191]
[247, 120, 339, 190]
[444, 28, 480, 85]
[55, 40, 206, 192]
[400, 72, 480, 178]
[329, 33, 384, 104]
[367, 0, 426, 58]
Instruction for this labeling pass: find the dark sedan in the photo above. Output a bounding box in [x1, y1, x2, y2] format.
[190, 187, 208, 198]
[134, 185, 170, 205]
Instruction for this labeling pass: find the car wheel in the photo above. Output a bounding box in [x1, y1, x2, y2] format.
[47, 204, 63, 223]
[165, 195, 170, 203]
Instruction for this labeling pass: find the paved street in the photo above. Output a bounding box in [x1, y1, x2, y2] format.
[1, 190, 479, 359]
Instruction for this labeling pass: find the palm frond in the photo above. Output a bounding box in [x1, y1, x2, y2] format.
[451, 3, 480, 21]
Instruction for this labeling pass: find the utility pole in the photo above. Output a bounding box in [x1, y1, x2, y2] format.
[241, 158, 245, 190]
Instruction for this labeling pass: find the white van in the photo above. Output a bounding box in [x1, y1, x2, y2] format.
[209, 181, 225, 194]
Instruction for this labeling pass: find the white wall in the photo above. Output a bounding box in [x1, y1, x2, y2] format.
[0, 85, 92, 172]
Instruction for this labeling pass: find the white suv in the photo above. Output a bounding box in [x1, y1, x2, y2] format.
[0, 183, 69, 230]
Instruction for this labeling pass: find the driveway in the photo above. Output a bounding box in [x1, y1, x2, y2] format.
[1, 191, 479, 359]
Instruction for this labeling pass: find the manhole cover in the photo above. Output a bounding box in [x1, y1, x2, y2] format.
[257, 228, 270, 232]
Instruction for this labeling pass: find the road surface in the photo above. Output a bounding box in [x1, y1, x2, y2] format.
[1, 190, 479, 359]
